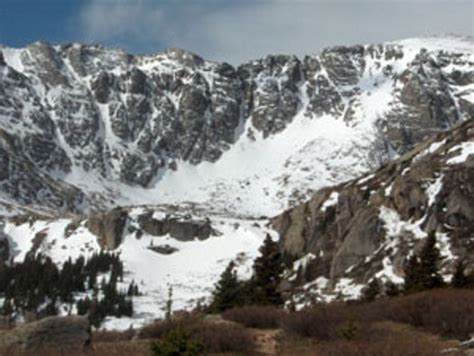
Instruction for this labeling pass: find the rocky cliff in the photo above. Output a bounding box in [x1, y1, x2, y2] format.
[273, 119, 474, 301]
[0, 36, 472, 216]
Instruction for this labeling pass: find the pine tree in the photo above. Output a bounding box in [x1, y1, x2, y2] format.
[362, 279, 380, 302]
[209, 261, 242, 313]
[2, 298, 13, 317]
[418, 231, 444, 290]
[451, 260, 468, 288]
[404, 231, 444, 293]
[384, 281, 400, 297]
[404, 254, 423, 293]
[253, 234, 284, 305]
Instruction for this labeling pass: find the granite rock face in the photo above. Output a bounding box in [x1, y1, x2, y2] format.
[137, 211, 214, 241]
[273, 120, 474, 296]
[0, 37, 472, 214]
[86, 207, 128, 249]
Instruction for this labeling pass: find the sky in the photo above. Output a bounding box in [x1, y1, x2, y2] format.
[0, 0, 472, 64]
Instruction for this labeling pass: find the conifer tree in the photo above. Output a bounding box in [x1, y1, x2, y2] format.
[404, 231, 444, 293]
[418, 231, 444, 290]
[384, 281, 400, 297]
[404, 254, 423, 293]
[362, 279, 380, 302]
[209, 261, 242, 313]
[253, 234, 284, 305]
[451, 260, 468, 288]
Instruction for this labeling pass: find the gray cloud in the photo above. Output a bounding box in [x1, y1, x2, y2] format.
[80, 0, 473, 64]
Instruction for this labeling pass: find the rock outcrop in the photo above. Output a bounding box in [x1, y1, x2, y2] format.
[86, 207, 128, 249]
[0, 37, 471, 215]
[273, 120, 474, 297]
[137, 211, 214, 241]
[0, 316, 90, 352]
[84, 207, 215, 249]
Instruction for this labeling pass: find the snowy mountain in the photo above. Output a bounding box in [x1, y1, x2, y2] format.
[0, 36, 473, 328]
[0, 36, 472, 217]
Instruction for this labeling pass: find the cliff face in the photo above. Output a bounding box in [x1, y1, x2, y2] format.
[273, 120, 474, 300]
[0, 37, 472, 216]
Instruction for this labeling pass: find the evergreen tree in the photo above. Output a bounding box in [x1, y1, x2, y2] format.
[404, 231, 444, 293]
[0, 248, 132, 327]
[362, 279, 380, 302]
[418, 231, 444, 290]
[253, 234, 284, 305]
[150, 327, 203, 356]
[404, 254, 423, 293]
[77, 297, 92, 316]
[209, 261, 242, 313]
[2, 298, 13, 317]
[451, 260, 468, 288]
[88, 297, 104, 328]
[384, 281, 400, 297]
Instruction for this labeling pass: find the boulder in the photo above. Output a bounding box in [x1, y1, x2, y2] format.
[0, 316, 90, 352]
[138, 212, 214, 241]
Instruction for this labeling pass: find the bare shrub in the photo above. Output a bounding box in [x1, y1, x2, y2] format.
[188, 322, 255, 353]
[92, 328, 135, 343]
[355, 289, 474, 339]
[222, 305, 285, 329]
[138, 313, 202, 340]
[137, 320, 178, 340]
[0, 345, 94, 356]
[282, 289, 474, 341]
[317, 334, 461, 356]
[139, 314, 255, 354]
[281, 303, 358, 340]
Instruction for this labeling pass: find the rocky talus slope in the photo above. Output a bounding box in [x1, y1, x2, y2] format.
[273, 119, 474, 302]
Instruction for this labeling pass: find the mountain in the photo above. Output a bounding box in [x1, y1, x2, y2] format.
[0, 36, 472, 217]
[273, 119, 474, 303]
[0, 36, 472, 328]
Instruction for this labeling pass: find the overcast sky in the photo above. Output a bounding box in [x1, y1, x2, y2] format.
[1, 0, 472, 64]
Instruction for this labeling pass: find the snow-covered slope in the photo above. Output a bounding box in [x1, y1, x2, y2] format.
[1, 207, 273, 329]
[0, 36, 472, 216]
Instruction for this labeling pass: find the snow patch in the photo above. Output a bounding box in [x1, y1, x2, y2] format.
[320, 191, 339, 212]
[447, 142, 474, 164]
[425, 175, 444, 207]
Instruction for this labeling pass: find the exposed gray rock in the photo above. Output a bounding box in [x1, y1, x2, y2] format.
[239, 55, 302, 137]
[383, 49, 462, 153]
[138, 211, 214, 241]
[148, 244, 179, 255]
[0, 39, 471, 214]
[86, 208, 128, 249]
[273, 120, 474, 292]
[0, 315, 90, 352]
[319, 45, 365, 86]
[91, 71, 111, 103]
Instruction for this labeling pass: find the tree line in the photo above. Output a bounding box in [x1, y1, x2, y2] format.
[0, 251, 139, 327]
[210, 231, 474, 313]
[362, 231, 474, 302]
